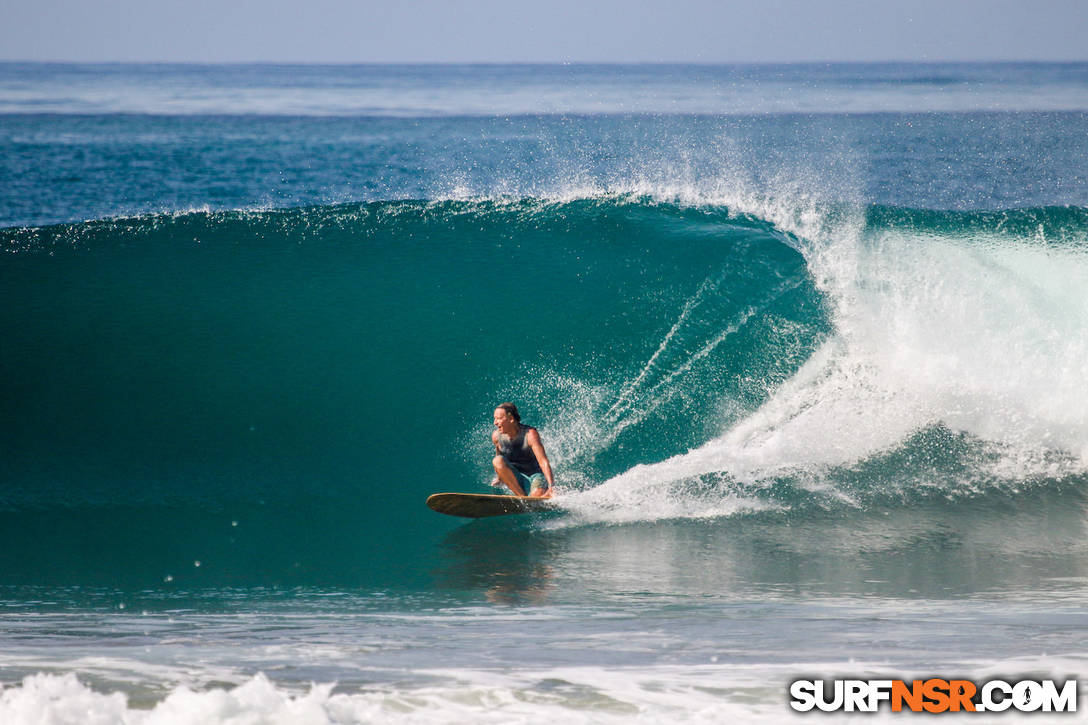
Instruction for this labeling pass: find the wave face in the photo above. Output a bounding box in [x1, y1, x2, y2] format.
[1, 196, 1086, 587]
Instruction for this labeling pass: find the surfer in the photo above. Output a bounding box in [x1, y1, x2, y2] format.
[491, 403, 554, 498]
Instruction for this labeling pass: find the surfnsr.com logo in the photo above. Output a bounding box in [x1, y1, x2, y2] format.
[789, 679, 1078, 713]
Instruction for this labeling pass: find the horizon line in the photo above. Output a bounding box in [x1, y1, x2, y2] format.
[3, 58, 1088, 67]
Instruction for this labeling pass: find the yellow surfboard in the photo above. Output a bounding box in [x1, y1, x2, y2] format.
[426, 492, 556, 518]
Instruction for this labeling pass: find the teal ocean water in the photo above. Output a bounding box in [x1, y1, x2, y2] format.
[2, 63, 1088, 722]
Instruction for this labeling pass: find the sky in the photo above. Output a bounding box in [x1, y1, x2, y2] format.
[2, 0, 1087, 64]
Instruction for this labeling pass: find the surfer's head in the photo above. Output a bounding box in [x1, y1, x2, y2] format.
[496, 402, 520, 423]
[493, 403, 521, 436]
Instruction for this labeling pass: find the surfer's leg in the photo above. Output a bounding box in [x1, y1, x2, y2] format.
[492, 455, 527, 496]
[526, 473, 550, 498]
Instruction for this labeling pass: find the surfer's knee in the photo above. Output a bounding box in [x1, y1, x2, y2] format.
[492, 455, 507, 472]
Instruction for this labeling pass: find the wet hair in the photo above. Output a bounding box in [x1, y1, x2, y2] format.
[496, 402, 521, 423]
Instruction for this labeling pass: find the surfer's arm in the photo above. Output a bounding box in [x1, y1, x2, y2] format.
[526, 429, 554, 489]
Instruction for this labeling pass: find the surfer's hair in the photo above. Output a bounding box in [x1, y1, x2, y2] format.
[497, 402, 521, 423]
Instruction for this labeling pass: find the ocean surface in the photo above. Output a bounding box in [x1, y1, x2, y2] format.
[2, 62, 1088, 722]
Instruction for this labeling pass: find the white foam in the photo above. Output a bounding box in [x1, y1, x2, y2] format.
[6, 654, 1087, 725]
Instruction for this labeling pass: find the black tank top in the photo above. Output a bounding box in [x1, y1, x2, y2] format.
[497, 424, 542, 476]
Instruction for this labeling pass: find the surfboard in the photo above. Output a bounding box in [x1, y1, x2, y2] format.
[426, 492, 556, 518]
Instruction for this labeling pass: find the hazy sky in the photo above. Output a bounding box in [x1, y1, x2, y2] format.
[3, 0, 1087, 64]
